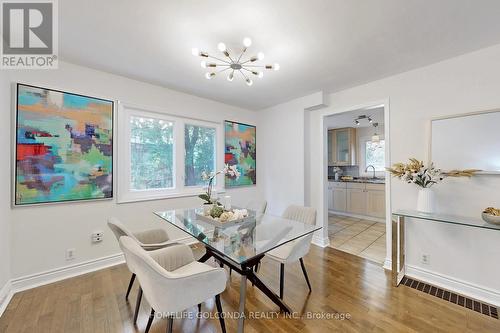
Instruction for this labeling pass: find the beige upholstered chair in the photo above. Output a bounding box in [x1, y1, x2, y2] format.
[265, 205, 316, 299]
[119, 236, 228, 333]
[107, 217, 177, 323]
[246, 199, 268, 217]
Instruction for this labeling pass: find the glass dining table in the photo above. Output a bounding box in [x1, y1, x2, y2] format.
[154, 207, 321, 333]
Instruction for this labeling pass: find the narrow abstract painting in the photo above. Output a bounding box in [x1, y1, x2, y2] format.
[224, 120, 256, 187]
[15, 83, 114, 205]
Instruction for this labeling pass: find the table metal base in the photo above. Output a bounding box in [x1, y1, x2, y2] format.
[392, 215, 406, 286]
[198, 247, 292, 333]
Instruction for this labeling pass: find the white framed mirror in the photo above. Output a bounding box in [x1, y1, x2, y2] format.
[430, 109, 500, 174]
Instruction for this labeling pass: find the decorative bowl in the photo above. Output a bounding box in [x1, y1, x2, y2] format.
[481, 212, 500, 225]
[195, 208, 255, 228]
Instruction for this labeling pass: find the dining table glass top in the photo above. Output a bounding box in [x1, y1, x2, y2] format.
[154, 207, 321, 265]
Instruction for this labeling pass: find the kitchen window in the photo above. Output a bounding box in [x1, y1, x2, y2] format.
[117, 103, 223, 203]
[365, 139, 385, 171]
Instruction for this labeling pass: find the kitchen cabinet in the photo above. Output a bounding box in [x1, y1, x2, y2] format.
[346, 183, 367, 215]
[329, 181, 385, 219]
[327, 182, 334, 210]
[366, 184, 386, 218]
[328, 128, 357, 166]
[333, 188, 347, 212]
[328, 182, 347, 211]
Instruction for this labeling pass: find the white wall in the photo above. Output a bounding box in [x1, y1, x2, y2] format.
[258, 96, 307, 215]
[2, 61, 259, 279]
[260, 43, 500, 304]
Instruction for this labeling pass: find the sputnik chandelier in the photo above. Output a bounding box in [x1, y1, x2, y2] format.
[192, 37, 280, 86]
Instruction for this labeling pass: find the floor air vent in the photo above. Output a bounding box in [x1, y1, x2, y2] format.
[401, 277, 498, 319]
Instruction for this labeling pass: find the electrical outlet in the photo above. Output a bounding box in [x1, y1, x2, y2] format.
[92, 231, 103, 243]
[66, 248, 76, 261]
[421, 254, 430, 265]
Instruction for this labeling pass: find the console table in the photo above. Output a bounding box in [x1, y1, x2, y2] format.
[391, 210, 500, 287]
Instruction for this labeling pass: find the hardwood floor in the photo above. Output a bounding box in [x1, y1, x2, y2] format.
[1, 245, 498, 333]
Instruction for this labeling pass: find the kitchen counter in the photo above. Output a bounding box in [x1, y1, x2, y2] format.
[328, 177, 385, 184]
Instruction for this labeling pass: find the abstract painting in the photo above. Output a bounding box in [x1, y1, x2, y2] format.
[15, 83, 114, 205]
[224, 120, 256, 187]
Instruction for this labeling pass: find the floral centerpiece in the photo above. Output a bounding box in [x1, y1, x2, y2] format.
[198, 164, 240, 205]
[198, 165, 250, 223]
[386, 158, 480, 213]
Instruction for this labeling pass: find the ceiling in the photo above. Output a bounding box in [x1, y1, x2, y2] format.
[60, 0, 500, 110]
[325, 107, 384, 129]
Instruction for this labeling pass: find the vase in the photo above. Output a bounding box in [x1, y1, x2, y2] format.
[417, 187, 435, 213]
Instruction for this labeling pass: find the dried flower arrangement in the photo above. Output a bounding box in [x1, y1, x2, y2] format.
[386, 158, 480, 188]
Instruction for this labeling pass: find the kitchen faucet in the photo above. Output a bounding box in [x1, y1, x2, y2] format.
[365, 165, 376, 179]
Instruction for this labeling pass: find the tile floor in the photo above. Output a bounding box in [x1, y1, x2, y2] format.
[328, 214, 386, 265]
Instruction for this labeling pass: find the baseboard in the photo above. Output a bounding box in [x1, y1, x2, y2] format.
[0, 280, 14, 318]
[11, 253, 125, 293]
[9, 234, 198, 294]
[312, 235, 330, 248]
[328, 210, 385, 223]
[406, 265, 500, 307]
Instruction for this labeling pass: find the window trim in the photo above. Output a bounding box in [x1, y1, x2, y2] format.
[117, 102, 224, 203]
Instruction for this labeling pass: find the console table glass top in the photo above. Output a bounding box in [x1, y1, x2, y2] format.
[392, 209, 500, 231]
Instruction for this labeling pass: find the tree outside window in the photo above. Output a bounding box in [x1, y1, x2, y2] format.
[365, 140, 385, 171]
[184, 124, 216, 186]
[130, 116, 174, 190]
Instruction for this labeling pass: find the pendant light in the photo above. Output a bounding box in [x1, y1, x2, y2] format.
[371, 123, 380, 143]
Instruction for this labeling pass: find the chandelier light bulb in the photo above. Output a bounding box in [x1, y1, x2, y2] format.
[227, 72, 234, 82]
[243, 37, 252, 47]
[257, 52, 265, 60]
[273, 63, 280, 71]
[368, 117, 373, 123]
[191, 48, 199, 56]
[205, 72, 215, 80]
[355, 120, 360, 126]
[246, 78, 253, 86]
[200, 61, 207, 68]
[217, 42, 226, 52]
[258, 72, 264, 78]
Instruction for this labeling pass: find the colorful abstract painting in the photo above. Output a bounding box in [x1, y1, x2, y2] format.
[15, 84, 114, 205]
[224, 121, 256, 187]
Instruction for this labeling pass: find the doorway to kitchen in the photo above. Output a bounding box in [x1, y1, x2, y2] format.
[325, 106, 387, 265]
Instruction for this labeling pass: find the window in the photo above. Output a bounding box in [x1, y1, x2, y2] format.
[130, 116, 174, 190]
[365, 140, 385, 171]
[184, 124, 216, 186]
[117, 103, 223, 203]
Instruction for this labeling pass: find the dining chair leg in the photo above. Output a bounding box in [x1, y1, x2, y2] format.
[126, 273, 136, 300]
[215, 294, 226, 333]
[166, 316, 173, 333]
[279, 263, 285, 299]
[229, 267, 232, 276]
[299, 258, 312, 292]
[145, 308, 155, 333]
[198, 303, 202, 312]
[133, 287, 143, 324]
